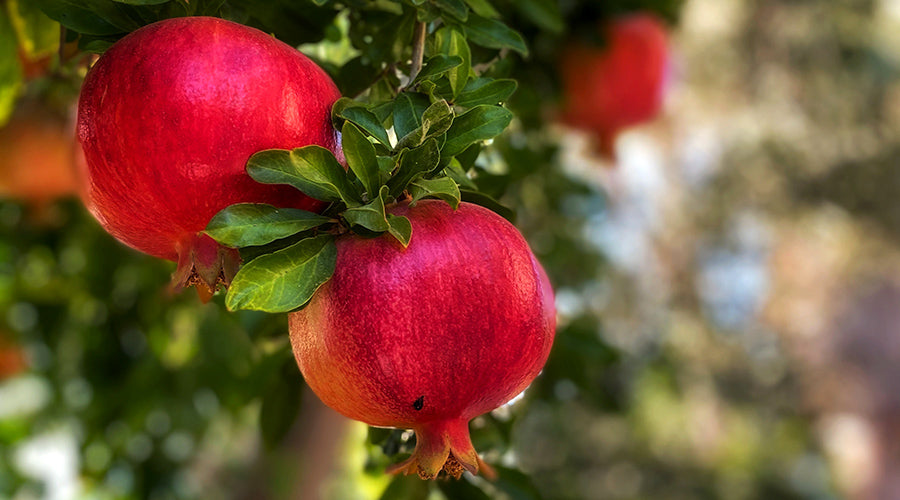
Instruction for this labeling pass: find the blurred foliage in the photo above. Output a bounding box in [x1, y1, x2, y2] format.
[5, 0, 900, 499]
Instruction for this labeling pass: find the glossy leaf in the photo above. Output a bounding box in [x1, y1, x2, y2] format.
[388, 138, 440, 197]
[409, 176, 461, 209]
[435, 26, 471, 98]
[442, 105, 512, 157]
[31, 0, 136, 35]
[247, 147, 360, 206]
[334, 100, 391, 147]
[463, 0, 498, 18]
[432, 0, 468, 22]
[386, 214, 412, 247]
[204, 204, 331, 248]
[463, 12, 529, 56]
[392, 92, 431, 140]
[343, 186, 411, 247]
[456, 78, 517, 107]
[342, 122, 381, 198]
[460, 189, 515, 222]
[395, 99, 453, 151]
[225, 235, 336, 313]
[414, 54, 463, 84]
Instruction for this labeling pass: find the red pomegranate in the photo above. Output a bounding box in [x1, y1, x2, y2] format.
[77, 17, 341, 299]
[289, 200, 556, 479]
[560, 12, 670, 159]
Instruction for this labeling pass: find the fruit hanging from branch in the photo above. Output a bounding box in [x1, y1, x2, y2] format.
[76, 16, 342, 300]
[559, 12, 670, 160]
[288, 200, 556, 480]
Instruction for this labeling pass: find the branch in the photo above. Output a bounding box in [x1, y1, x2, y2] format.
[407, 21, 427, 86]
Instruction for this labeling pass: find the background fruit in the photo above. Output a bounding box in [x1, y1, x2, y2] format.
[559, 12, 670, 159]
[76, 16, 342, 296]
[289, 200, 556, 479]
[0, 99, 77, 207]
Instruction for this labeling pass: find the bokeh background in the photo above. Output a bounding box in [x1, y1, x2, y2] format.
[2, 0, 900, 498]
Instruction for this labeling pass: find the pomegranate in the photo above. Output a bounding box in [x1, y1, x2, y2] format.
[76, 17, 341, 298]
[560, 13, 670, 159]
[289, 200, 556, 479]
[0, 100, 78, 207]
[0, 334, 26, 380]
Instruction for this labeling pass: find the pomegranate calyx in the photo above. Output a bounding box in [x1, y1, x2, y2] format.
[171, 233, 241, 303]
[385, 419, 495, 480]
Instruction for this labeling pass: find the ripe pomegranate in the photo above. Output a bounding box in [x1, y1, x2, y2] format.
[0, 101, 78, 207]
[289, 200, 556, 479]
[77, 17, 341, 299]
[560, 13, 670, 159]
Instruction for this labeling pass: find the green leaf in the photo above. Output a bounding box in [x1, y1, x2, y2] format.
[392, 92, 431, 141]
[225, 235, 336, 313]
[388, 138, 440, 197]
[386, 214, 412, 247]
[413, 54, 463, 84]
[460, 189, 515, 221]
[463, 12, 528, 56]
[343, 186, 411, 247]
[31, 0, 137, 35]
[463, 0, 499, 18]
[247, 147, 361, 206]
[515, 0, 564, 34]
[8, 0, 60, 59]
[434, 26, 470, 98]
[442, 105, 512, 157]
[204, 204, 331, 248]
[0, 7, 22, 127]
[431, 0, 467, 21]
[335, 97, 391, 146]
[443, 157, 477, 189]
[456, 78, 517, 107]
[342, 122, 381, 198]
[409, 176, 460, 209]
[395, 99, 453, 151]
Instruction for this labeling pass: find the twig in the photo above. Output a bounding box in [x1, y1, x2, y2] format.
[407, 21, 427, 85]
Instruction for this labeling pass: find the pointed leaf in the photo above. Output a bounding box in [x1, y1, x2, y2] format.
[413, 54, 463, 84]
[460, 189, 515, 221]
[463, 13, 528, 56]
[336, 104, 391, 147]
[456, 78, 517, 107]
[247, 147, 361, 206]
[432, 0, 468, 21]
[409, 176, 461, 209]
[225, 235, 336, 313]
[435, 27, 471, 98]
[392, 92, 431, 140]
[386, 214, 412, 247]
[204, 204, 332, 248]
[388, 138, 440, 197]
[442, 105, 512, 157]
[463, 0, 499, 18]
[342, 122, 381, 198]
[343, 186, 390, 233]
[395, 99, 454, 151]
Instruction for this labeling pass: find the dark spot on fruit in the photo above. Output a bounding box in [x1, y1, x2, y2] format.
[413, 396, 424, 411]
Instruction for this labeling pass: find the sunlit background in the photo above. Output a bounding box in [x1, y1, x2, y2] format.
[2, 0, 900, 499]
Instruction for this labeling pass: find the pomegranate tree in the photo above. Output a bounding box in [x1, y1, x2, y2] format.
[287, 200, 556, 479]
[76, 16, 341, 299]
[560, 12, 670, 159]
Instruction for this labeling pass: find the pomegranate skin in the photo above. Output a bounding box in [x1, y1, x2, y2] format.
[77, 17, 341, 293]
[560, 13, 670, 158]
[289, 200, 556, 479]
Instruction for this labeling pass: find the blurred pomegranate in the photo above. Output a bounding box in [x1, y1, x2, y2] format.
[559, 12, 670, 159]
[290, 200, 556, 479]
[0, 333, 26, 380]
[0, 100, 78, 208]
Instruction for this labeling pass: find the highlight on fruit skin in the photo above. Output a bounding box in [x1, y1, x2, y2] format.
[559, 12, 670, 160]
[75, 16, 342, 300]
[289, 200, 556, 480]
